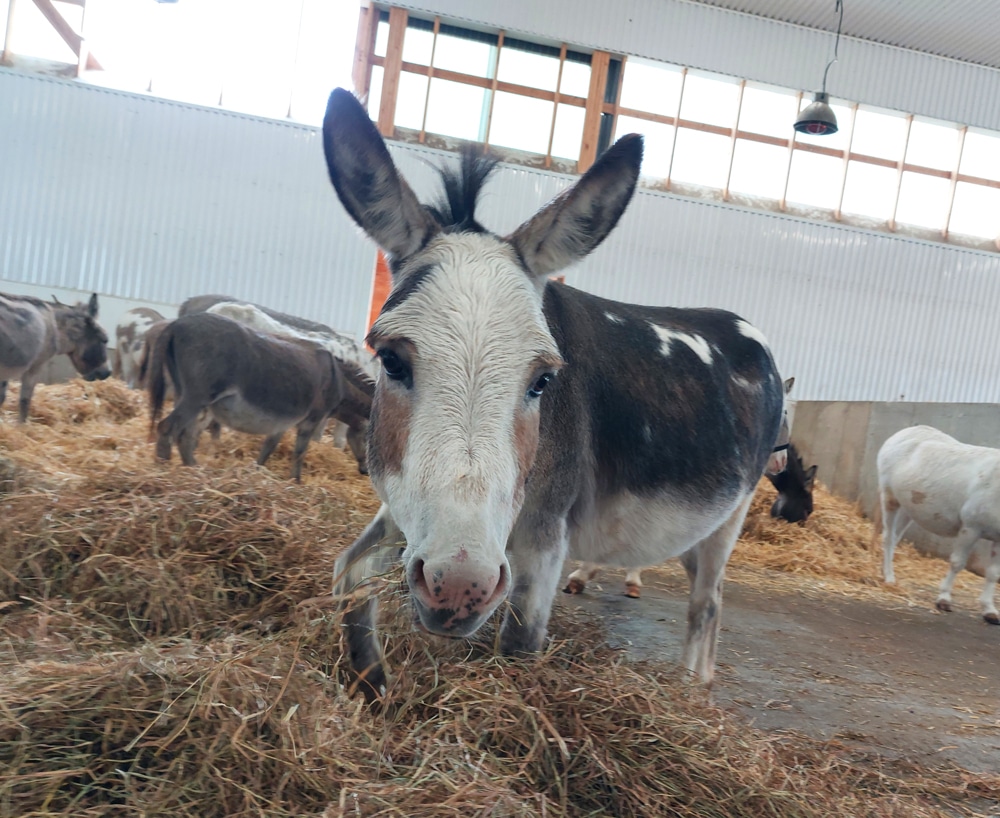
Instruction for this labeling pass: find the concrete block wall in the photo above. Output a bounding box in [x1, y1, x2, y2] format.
[792, 401, 1000, 576]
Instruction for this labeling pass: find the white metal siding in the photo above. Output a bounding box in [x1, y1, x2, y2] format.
[4, 68, 1000, 403]
[393, 0, 1000, 132]
[0, 68, 378, 341]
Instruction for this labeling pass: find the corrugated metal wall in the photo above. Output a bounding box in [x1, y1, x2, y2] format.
[393, 0, 1000, 132]
[0, 68, 378, 341]
[4, 68, 1000, 402]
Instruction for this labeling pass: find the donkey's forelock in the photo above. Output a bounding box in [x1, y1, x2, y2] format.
[424, 147, 501, 235]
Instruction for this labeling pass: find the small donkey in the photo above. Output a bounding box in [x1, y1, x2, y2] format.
[0, 292, 111, 421]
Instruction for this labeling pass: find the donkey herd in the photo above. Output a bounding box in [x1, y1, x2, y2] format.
[0, 87, 997, 700]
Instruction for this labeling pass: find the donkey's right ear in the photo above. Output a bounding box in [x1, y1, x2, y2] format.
[322, 89, 438, 265]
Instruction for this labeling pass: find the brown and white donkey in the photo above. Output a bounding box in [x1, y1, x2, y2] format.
[326, 88, 785, 697]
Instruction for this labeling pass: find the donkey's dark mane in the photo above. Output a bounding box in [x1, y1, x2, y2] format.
[424, 147, 500, 234]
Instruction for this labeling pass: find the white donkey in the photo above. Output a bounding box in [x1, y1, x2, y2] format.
[877, 425, 1000, 624]
[325, 88, 784, 699]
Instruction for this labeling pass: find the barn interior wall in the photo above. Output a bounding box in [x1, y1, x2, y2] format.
[393, 0, 1000, 131]
[0, 68, 380, 344]
[792, 400, 998, 575]
[5, 67, 1000, 407]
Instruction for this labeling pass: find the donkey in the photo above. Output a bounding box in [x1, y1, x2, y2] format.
[877, 425, 1000, 624]
[0, 292, 111, 421]
[564, 378, 803, 599]
[766, 441, 817, 524]
[114, 307, 165, 388]
[204, 301, 375, 468]
[325, 88, 784, 697]
[147, 312, 352, 481]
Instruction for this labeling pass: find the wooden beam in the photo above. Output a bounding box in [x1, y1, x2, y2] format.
[2, 0, 18, 66]
[352, 3, 379, 105]
[578, 50, 610, 173]
[376, 6, 407, 137]
[31, 0, 101, 70]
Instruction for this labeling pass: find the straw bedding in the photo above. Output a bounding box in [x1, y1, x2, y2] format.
[0, 379, 995, 817]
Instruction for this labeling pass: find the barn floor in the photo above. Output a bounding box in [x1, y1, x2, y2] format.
[559, 562, 1000, 775]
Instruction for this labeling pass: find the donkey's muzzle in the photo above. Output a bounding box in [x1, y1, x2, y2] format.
[84, 366, 112, 382]
[408, 555, 510, 637]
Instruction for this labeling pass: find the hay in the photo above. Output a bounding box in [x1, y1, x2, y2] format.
[733, 480, 982, 607]
[1, 379, 998, 817]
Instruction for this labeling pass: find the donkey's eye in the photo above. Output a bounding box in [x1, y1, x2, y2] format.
[377, 349, 411, 384]
[527, 373, 553, 399]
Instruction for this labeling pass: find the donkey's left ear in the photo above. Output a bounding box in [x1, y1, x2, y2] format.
[804, 465, 818, 486]
[87, 293, 99, 318]
[322, 88, 438, 266]
[508, 134, 643, 280]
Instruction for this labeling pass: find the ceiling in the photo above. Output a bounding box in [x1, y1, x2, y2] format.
[689, 1, 1000, 70]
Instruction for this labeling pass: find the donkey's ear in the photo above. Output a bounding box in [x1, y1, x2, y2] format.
[804, 465, 818, 487]
[87, 293, 99, 318]
[783, 376, 795, 395]
[322, 88, 438, 265]
[508, 134, 643, 279]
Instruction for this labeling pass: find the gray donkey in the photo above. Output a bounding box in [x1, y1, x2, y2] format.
[147, 312, 365, 481]
[0, 292, 111, 421]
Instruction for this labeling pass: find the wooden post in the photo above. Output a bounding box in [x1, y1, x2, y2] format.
[30, 0, 101, 70]
[578, 50, 610, 173]
[352, 2, 379, 105]
[2, 0, 18, 65]
[376, 7, 407, 137]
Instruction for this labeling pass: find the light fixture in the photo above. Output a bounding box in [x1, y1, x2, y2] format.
[794, 0, 844, 136]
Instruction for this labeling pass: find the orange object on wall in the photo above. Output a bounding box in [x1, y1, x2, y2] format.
[366, 251, 391, 346]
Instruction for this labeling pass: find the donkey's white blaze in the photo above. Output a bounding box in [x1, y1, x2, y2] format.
[651, 324, 713, 365]
[370, 234, 562, 633]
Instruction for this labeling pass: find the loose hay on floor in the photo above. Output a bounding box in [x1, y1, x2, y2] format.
[1, 379, 997, 817]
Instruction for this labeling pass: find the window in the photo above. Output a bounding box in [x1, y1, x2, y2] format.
[8, 1, 1000, 250]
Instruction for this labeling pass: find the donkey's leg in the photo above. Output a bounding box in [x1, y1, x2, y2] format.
[289, 420, 322, 482]
[17, 374, 39, 423]
[176, 419, 204, 466]
[680, 494, 752, 686]
[500, 512, 568, 655]
[980, 542, 1000, 625]
[935, 527, 982, 613]
[256, 431, 285, 469]
[880, 489, 909, 584]
[0, 380, 7, 411]
[624, 568, 644, 599]
[157, 397, 207, 463]
[333, 505, 401, 702]
[346, 424, 368, 475]
[563, 562, 600, 595]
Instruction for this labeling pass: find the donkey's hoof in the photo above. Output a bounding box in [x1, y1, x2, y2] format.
[984, 612, 1000, 625]
[935, 599, 953, 613]
[624, 584, 642, 599]
[563, 578, 586, 595]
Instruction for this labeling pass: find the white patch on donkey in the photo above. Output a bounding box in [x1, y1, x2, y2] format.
[651, 324, 713, 365]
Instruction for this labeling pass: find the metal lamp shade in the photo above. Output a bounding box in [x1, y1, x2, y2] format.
[793, 93, 839, 136]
